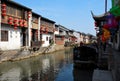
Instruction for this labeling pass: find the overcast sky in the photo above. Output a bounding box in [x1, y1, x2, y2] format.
[15, 0, 111, 36]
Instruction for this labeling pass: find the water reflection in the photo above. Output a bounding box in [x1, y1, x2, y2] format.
[0, 49, 73, 81]
[0, 49, 93, 81]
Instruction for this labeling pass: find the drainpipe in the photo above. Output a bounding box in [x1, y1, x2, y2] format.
[28, 11, 32, 47]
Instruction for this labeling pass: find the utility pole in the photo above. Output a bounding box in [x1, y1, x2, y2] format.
[105, 0, 107, 13]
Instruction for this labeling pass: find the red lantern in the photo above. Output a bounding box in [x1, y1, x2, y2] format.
[14, 19, 18, 22]
[103, 24, 109, 29]
[13, 19, 18, 30]
[101, 35, 106, 42]
[2, 3, 6, 16]
[2, 3, 6, 7]
[23, 20, 26, 27]
[8, 17, 13, 25]
[40, 26, 44, 31]
[2, 13, 6, 16]
[2, 8, 6, 13]
[19, 19, 23, 27]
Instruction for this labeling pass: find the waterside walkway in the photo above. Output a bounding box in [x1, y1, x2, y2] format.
[92, 45, 120, 81]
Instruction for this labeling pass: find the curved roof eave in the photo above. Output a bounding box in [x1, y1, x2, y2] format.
[91, 11, 108, 21]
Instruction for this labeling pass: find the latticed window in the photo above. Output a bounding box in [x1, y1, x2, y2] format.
[7, 5, 22, 18]
[7, 5, 15, 16]
[16, 8, 22, 17]
[1, 30, 8, 41]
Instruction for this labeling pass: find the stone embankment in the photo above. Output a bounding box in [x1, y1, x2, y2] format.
[0, 45, 72, 64]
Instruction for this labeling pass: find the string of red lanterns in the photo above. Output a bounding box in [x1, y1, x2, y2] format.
[1, 3, 6, 16]
[7, 17, 27, 29]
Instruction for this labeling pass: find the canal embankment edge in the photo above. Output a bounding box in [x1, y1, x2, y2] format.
[0, 45, 72, 64]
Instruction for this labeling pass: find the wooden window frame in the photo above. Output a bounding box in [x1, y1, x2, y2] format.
[1, 30, 8, 41]
[7, 5, 22, 18]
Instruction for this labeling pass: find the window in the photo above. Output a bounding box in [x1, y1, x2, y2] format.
[32, 16, 38, 23]
[11, 7, 16, 16]
[7, 5, 15, 16]
[46, 37, 48, 41]
[16, 8, 22, 17]
[1, 30, 8, 41]
[7, 5, 22, 18]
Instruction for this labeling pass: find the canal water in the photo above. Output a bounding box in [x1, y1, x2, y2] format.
[0, 48, 93, 81]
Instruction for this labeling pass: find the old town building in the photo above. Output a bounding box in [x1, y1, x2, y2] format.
[40, 17, 55, 47]
[0, 0, 31, 50]
[31, 12, 41, 49]
[55, 25, 69, 45]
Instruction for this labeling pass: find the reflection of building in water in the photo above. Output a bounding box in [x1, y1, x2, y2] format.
[0, 68, 21, 81]
[64, 49, 73, 64]
[42, 58, 50, 73]
[0, 49, 73, 81]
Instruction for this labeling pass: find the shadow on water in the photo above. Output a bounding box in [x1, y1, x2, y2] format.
[73, 67, 93, 81]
